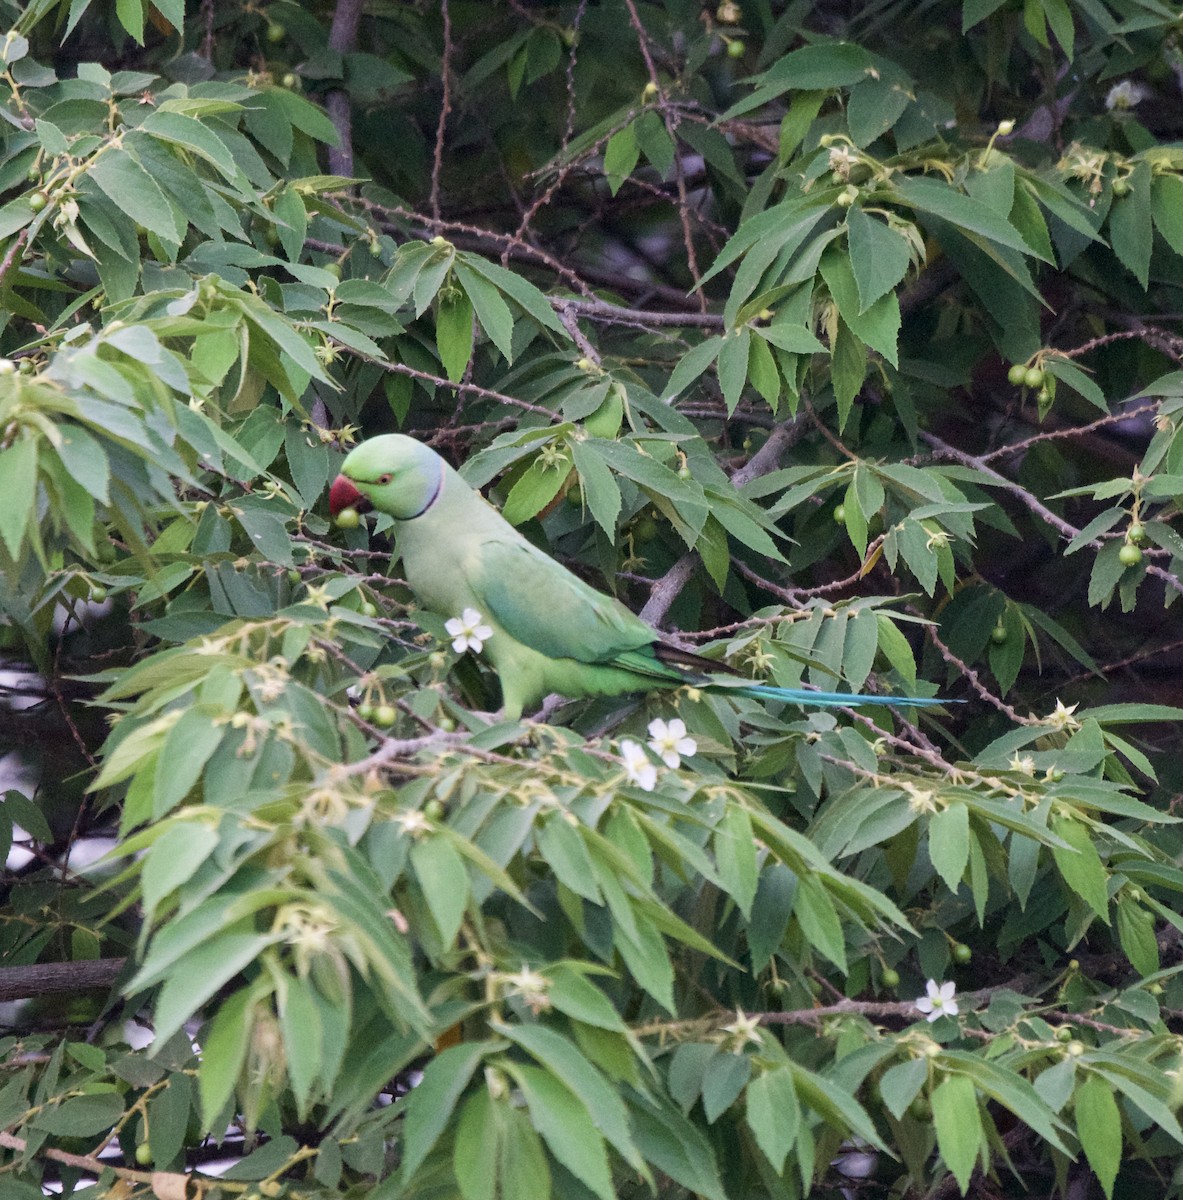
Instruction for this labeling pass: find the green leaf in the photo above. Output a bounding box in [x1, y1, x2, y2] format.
[436, 290, 475, 383]
[148, 1073, 193, 1167]
[501, 454, 570, 526]
[1108, 161, 1152, 289]
[604, 122, 640, 195]
[701, 1052, 751, 1123]
[963, 0, 1009, 30]
[401, 1041, 496, 1182]
[0, 438, 38, 559]
[197, 988, 254, 1124]
[928, 802, 969, 892]
[152, 708, 226, 819]
[662, 336, 724, 400]
[820, 248, 900, 366]
[454, 1089, 503, 1200]
[893, 174, 1050, 261]
[1074, 1074, 1121, 1199]
[1115, 895, 1159, 977]
[792, 875, 847, 972]
[932, 1073, 982, 1193]
[141, 822, 220, 918]
[32, 1092, 124, 1136]
[507, 1063, 615, 1200]
[547, 963, 627, 1031]
[718, 328, 751, 414]
[714, 804, 758, 918]
[878, 1058, 928, 1119]
[493, 1022, 644, 1171]
[847, 75, 912, 147]
[1050, 816, 1110, 924]
[745, 1066, 800, 1170]
[846, 208, 913, 313]
[454, 262, 516, 362]
[1152, 173, 1183, 259]
[410, 832, 471, 947]
[831, 319, 867, 431]
[570, 440, 622, 536]
[88, 147, 183, 243]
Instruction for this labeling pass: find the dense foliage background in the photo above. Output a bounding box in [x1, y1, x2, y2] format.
[3, 0, 1183, 1196]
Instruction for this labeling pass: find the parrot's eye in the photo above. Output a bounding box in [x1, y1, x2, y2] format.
[377, 473, 393, 485]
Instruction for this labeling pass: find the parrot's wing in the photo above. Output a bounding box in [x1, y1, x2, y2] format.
[470, 537, 655, 665]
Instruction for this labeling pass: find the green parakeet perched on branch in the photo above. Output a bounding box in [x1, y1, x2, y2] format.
[329, 435, 951, 720]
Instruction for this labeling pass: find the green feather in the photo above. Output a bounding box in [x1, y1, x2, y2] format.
[335, 435, 954, 719]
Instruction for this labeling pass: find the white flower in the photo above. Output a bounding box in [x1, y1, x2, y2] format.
[915, 979, 958, 1023]
[646, 717, 697, 769]
[1008, 752, 1036, 776]
[1045, 699, 1081, 732]
[1106, 80, 1149, 111]
[620, 739, 657, 791]
[445, 607, 493, 655]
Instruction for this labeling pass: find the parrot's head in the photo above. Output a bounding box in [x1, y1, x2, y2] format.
[330, 434, 444, 521]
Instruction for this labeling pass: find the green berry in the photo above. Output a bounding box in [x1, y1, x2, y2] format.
[134, 1142, 152, 1165]
[335, 506, 361, 530]
[952, 942, 972, 965]
[27, 191, 47, 212]
[1148, 982, 1164, 995]
[17, 358, 33, 375]
[1055, 1025, 1072, 1042]
[1023, 366, 1044, 389]
[677, 465, 692, 480]
[633, 514, 659, 543]
[1007, 364, 1027, 386]
[1128, 522, 1147, 545]
[287, 568, 301, 584]
[836, 187, 856, 208]
[833, 504, 847, 525]
[436, 716, 456, 733]
[373, 704, 396, 727]
[281, 72, 300, 90]
[990, 622, 1008, 644]
[356, 702, 374, 721]
[360, 601, 378, 618]
[726, 38, 746, 58]
[265, 21, 286, 42]
[1112, 177, 1131, 197]
[880, 967, 900, 989]
[424, 799, 446, 820]
[1118, 542, 1143, 567]
[89, 585, 108, 603]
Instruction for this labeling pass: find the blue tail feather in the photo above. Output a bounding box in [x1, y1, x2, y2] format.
[732, 683, 954, 709]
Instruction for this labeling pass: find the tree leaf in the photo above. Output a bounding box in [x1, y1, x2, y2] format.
[1074, 1074, 1121, 1199]
[932, 1073, 982, 1193]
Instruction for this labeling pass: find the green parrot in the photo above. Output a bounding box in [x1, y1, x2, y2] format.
[328, 434, 951, 720]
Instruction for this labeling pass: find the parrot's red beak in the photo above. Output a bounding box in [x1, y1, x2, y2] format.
[329, 474, 371, 516]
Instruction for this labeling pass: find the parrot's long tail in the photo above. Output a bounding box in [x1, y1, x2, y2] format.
[731, 683, 955, 709]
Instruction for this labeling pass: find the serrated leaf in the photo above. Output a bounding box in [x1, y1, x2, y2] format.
[436, 290, 475, 382]
[1050, 816, 1110, 923]
[932, 1073, 982, 1193]
[845, 207, 912, 312]
[928, 802, 969, 892]
[1074, 1074, 1121, 1199]
[89, 147, 183, 243]
[745, 1066, 800, 1170]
